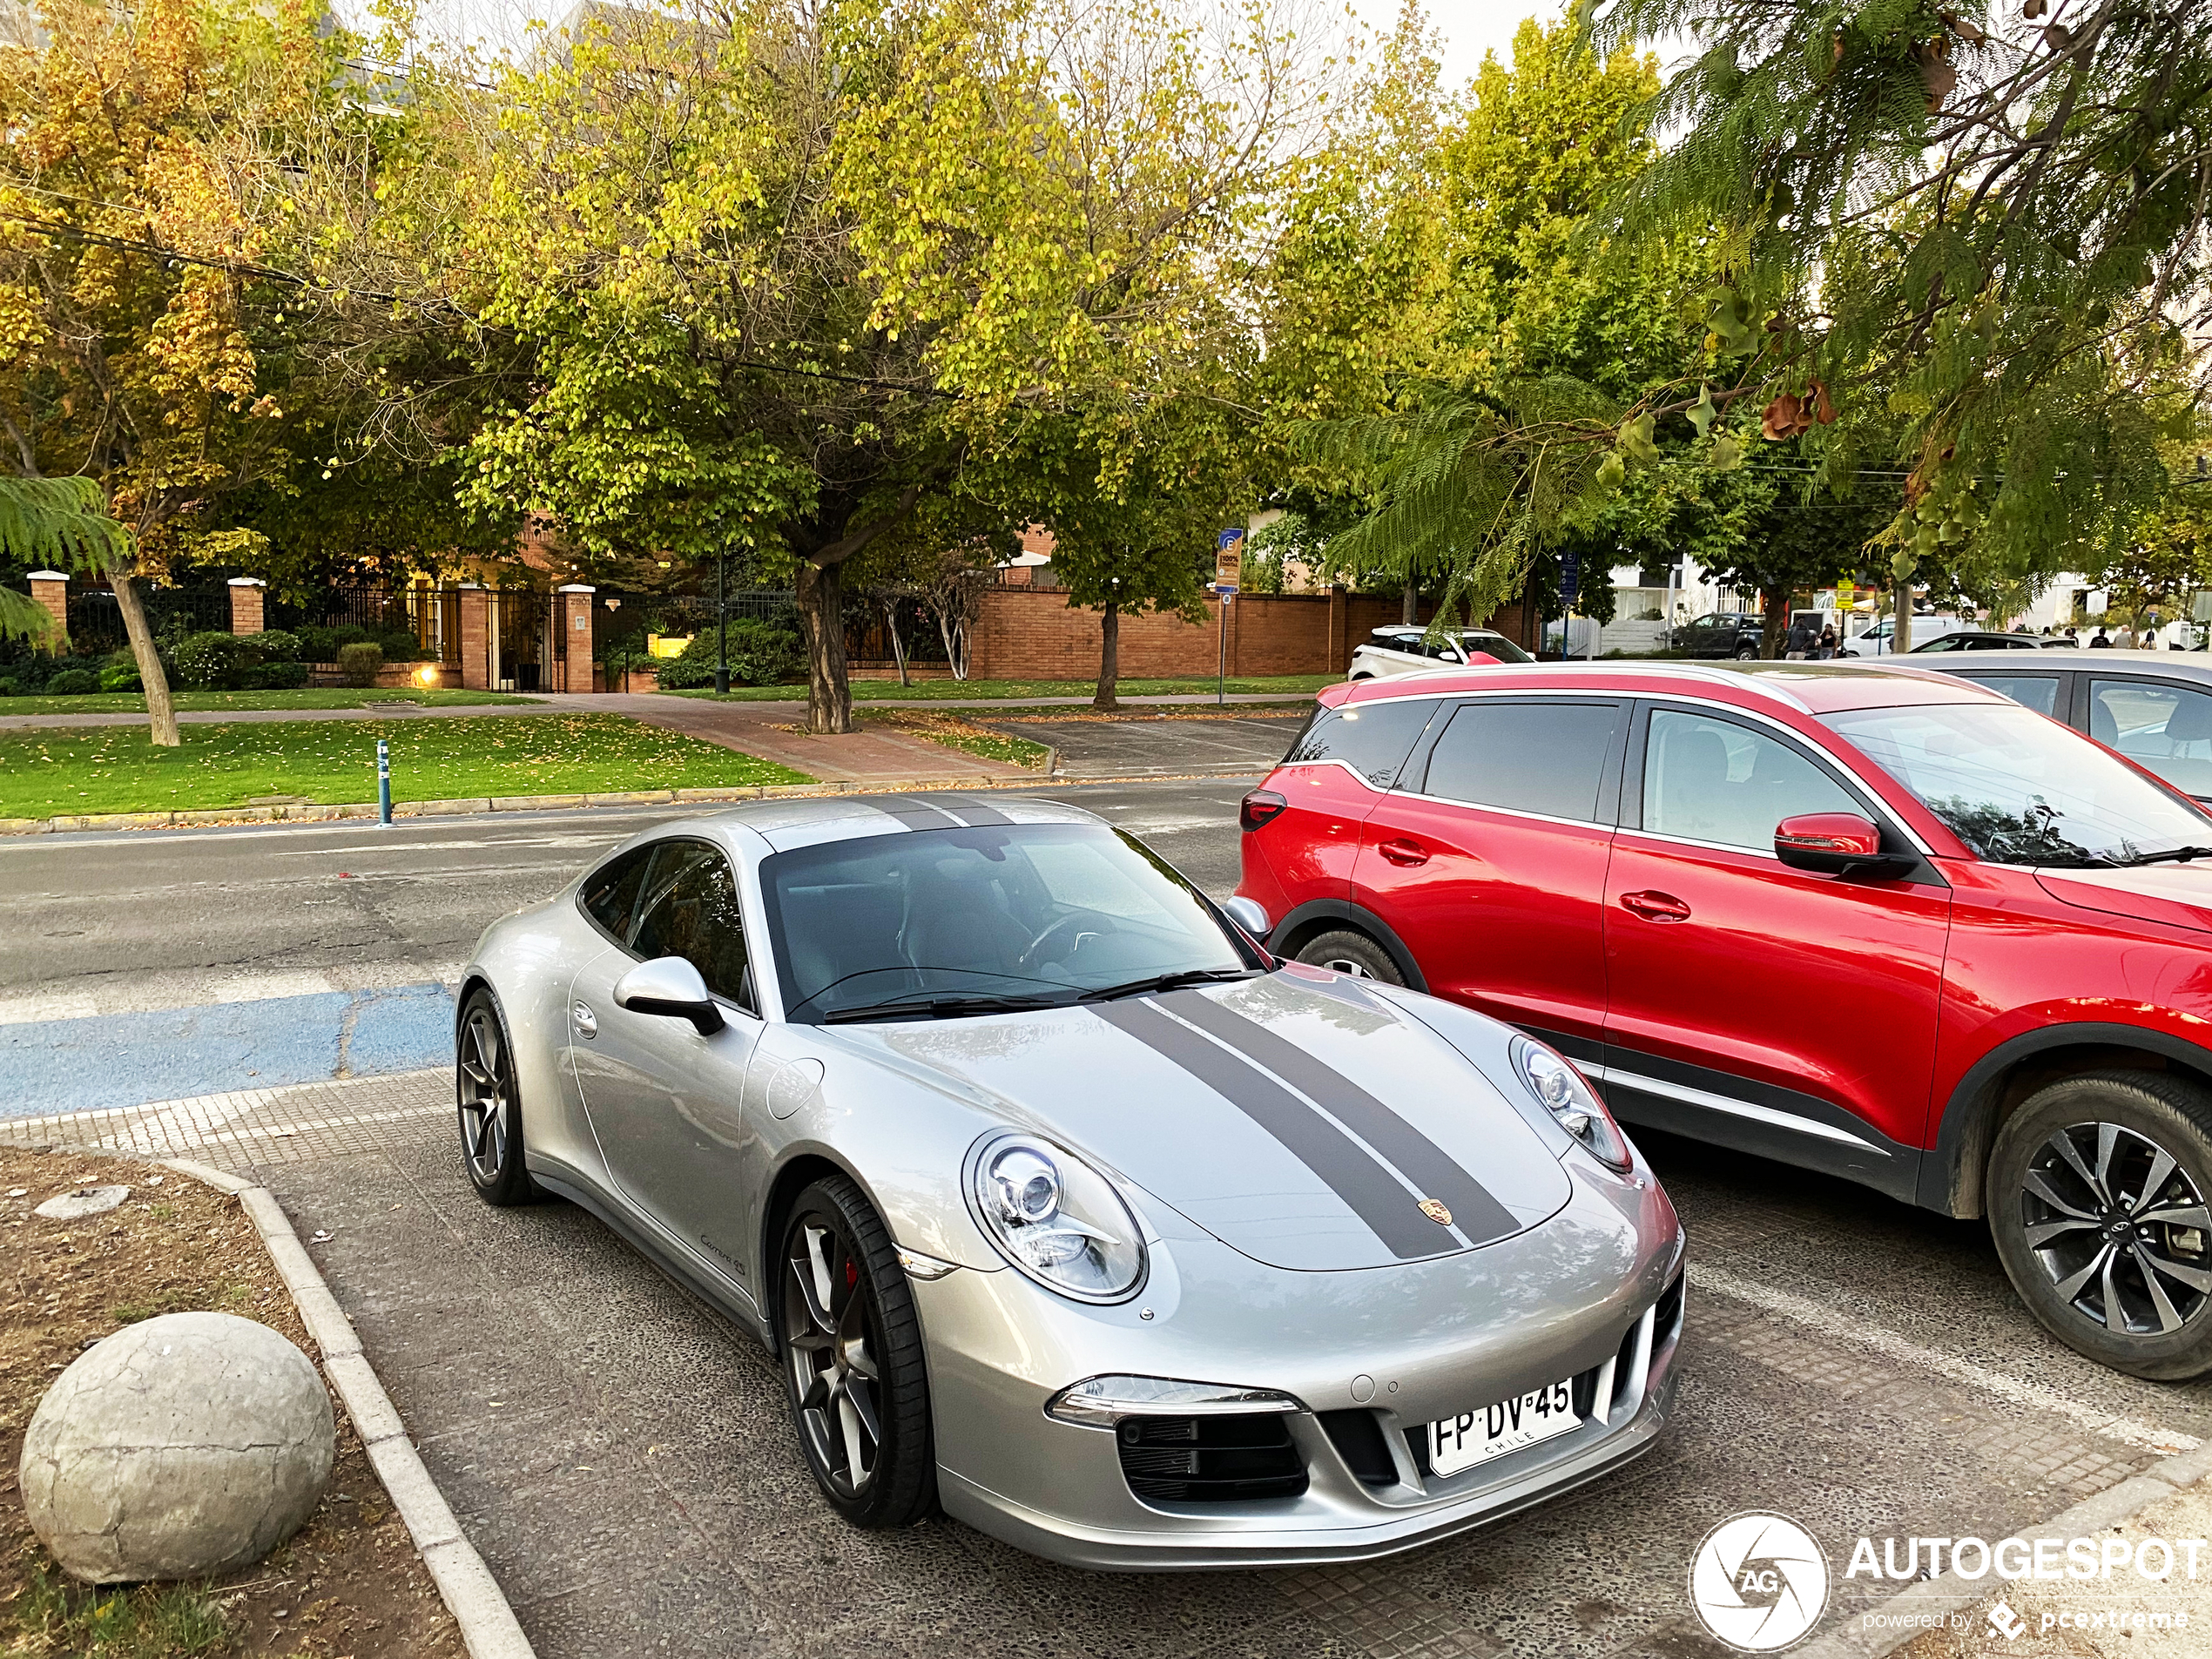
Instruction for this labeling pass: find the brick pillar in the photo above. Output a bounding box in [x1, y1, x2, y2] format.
[558, 584, 595, 692]
[26, 570, 67, 640]
[458, 585, 490, 690]
[227, 576, 266, 635]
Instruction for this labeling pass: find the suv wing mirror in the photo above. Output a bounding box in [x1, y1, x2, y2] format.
[1774, 813, 1919, 880]
[614, 955, 726, 1035]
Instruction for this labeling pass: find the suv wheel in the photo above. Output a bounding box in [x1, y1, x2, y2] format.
[1988, 1070, 2212, 1379]
[1293, 929, 1405, 985]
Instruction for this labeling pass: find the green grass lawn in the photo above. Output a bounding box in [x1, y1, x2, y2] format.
[0, 687, 540, 715]
[665, 673, 1333, 703]
[859, 709, 1052, 769]
[0, 714, 813, 818]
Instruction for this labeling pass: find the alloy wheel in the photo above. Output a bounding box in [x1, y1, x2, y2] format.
[1318, 956, 1374, 978]
[2019, 1120, 2212, 1337]
[457, 1006, 512, 1186]
[781, 1214, 882, 1497]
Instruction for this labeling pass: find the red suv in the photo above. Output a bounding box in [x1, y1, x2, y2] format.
[1237, 661, 2212, 1379]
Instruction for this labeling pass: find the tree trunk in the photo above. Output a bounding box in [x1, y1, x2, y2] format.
[1093, 601, 1119, 711]
[795, 559, 853, 735]
[1401, 579, 1418, 626]
[884, 595, 910, 687]
[1761, 586, 1789, 659]
[111, 570, 179, 746]
[1894, 587, 1913, 655]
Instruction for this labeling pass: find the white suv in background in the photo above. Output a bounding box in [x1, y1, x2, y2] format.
[1347, 626, 1534, 679]
[1841, 615, 1970, 657]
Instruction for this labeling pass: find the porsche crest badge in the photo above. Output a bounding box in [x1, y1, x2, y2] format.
[1418, 1197, 1453, 1227]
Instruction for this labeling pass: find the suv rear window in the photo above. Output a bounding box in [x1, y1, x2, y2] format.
[1281, 698, 1435, 787]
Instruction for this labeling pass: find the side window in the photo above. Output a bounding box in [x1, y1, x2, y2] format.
[1642, 709, 1860, 851]
[1956, 673, 2060, 717]
[631, 841, 753, 1008]
[1421, 700, 1622, 822]
[1282, 698, 1436, 788]
[579, 846, 652, 942]
[2090, 678, 2212, 799]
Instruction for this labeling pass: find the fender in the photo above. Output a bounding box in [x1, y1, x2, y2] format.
[1267, 899, 1432, 993]
[1921, 1020, 2212, 1218]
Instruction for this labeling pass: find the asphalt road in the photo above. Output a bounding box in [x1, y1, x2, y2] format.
[0, 780, 1251, 1110]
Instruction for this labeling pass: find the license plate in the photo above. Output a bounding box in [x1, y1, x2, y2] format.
[1429, 1379, 1579, 1478]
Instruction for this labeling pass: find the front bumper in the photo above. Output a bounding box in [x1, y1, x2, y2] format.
[917, 1157, 1683, 1570]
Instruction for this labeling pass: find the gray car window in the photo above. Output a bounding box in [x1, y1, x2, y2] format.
[1283, 698, 1434, 787]
[579, 846, 652, 942]
[1642, 709, 1858, 850]
[2091, 678, 2212, 799]
[1422, 701, 1620, 821]
[632, 841, 752, 1008]
[1953, 673, 2060, 717]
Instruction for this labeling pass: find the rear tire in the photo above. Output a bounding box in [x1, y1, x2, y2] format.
[775, 1175, 937, 1527]
[455, 989, 539, 1207]
[1987, 1070, 2212, 1379]
[1734, 644, 1758, 660]
[1293, 929, 1406, 985]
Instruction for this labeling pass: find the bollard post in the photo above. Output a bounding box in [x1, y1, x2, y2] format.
[377, 738, 391, 826]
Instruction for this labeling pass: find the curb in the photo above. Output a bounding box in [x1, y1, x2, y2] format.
[1797, 1441, 2212, 1658]
[0, 767, 1266, 834]
[159, 1157, 535, 1659]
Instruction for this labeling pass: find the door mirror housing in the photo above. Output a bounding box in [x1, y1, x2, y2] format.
[1223, 894, 1272, 941]
[1774, 813, 1919, 880]
[614, 955, 726, 1035]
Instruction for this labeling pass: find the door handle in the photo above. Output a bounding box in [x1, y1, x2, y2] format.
[1377, 837, 1429, 867]
[1620, 889, 1691, 922]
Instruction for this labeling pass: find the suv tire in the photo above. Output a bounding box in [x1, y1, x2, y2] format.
[1987, 1069, 2212, 1379]
[1293, 929, 1405, 984]
[1734, 644, 1758, 660]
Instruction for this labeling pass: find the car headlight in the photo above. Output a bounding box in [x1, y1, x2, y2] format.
[1511, 1036, 1634, 1171]
[968, 1132, 1146, 1302]
[1045, 1375, 1301, 1428]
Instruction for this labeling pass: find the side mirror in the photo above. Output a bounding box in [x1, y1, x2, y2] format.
[614, 955, 725, 1035]
[1223, 895, 1272, 941]
[1774, 813, 1919, 881]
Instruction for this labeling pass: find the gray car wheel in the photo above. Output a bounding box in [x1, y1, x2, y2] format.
[1293, 929, 1406, 985]
[456, 989, 538, 1207]
[777, 1175, 936, 1527]
[1988, 1071, 2212, 1379]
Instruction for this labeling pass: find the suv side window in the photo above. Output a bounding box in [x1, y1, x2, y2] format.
[1951, 671, 2060, 717]
[2091, 678, 2212, 799]
[1420, 699, 1622, 822]
[631, 840, 754, 1009]
[1641, 708, 1859, 850]
[579, 846, 652, 942]
[1282, 698, 1438, 788]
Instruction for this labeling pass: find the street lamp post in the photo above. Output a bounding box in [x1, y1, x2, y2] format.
[714, 547, 730, 696]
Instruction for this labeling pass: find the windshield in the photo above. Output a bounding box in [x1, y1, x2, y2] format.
[1823, 702, 2212, 867]
[760, 823, 1258, 1022]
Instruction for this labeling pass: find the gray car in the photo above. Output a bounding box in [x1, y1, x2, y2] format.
[454, 794, 1684, 1569]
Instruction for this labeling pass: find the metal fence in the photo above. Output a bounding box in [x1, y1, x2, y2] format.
[64, 586, 231, 656]
[591, 588, 952, 669]
[267, 586, 462, 664]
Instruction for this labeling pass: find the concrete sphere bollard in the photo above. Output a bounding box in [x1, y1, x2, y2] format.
[18, 1312, 334, 1583]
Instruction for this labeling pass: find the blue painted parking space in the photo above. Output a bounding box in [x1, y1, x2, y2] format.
[0, 981, 454, 1116]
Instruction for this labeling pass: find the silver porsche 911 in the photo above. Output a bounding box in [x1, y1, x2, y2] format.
[454, 792, 1684, 1568]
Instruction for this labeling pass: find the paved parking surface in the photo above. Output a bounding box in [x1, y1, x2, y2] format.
[1002, 713, 1306, 778]
[11, 1069, 2208, 1657]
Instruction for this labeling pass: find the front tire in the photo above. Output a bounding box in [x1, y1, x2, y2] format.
[1987, 1071, 2212, 1379]
[455, 989, 539, 1207]
[1734, 644, 1758, 660]
[776, 1176, 936, 1527]
[1293, 929, 1406, 985]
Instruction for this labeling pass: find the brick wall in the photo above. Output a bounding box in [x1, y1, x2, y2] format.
[968, 588, 1465, 680]
[458, 589, 489, 691]
[227, 579, 266, 635]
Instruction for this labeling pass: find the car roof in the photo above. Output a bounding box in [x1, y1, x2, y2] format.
[2020, 650, 2212, 680]
[631, 792, 1105, 856]
[1371, 625, 1506, 637]
[1329, 658, 2012, 716]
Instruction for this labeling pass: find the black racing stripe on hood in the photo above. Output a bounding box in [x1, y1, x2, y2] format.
[1091, 1000, 1447, 1260]
[1163, 991, 1521, 1247]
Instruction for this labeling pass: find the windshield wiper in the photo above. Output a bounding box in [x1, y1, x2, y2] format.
[1077, 967, 1268, 1004]
[2109, 845, 2212, 868]
[823, 994, 1064, 1025]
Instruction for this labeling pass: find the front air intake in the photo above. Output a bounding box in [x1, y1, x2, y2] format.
[1117, 1413, 1308, 1503]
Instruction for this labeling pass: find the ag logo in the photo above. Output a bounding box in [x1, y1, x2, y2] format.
[1688, 1512, 1831, 1652]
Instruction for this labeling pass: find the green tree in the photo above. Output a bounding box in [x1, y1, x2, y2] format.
[1587, 0, 2212, 650]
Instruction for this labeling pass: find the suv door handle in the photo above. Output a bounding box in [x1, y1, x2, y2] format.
[1377, 837, 1429, 867]
[1620, 889, 1691, 922]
